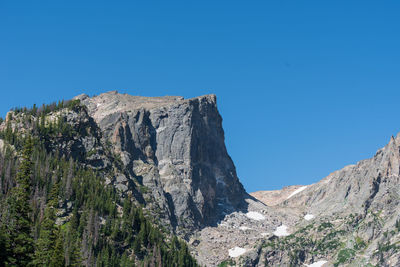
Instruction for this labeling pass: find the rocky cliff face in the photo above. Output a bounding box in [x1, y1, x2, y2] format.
[0, 91, 253, 266]
[74, 91, 247, 234]
[5, 91, 400, 266]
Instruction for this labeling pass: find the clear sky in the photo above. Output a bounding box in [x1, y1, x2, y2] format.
[1, 1, 400, 192]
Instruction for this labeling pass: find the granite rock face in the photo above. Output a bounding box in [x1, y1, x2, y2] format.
[75, 91, 247, 232]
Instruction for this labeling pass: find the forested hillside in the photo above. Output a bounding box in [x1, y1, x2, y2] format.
[0, 100, 198, 267]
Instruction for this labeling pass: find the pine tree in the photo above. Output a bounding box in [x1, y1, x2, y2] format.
[65, 224, 81, 267]
[6, 136, 34, 266]
[49, 228, 65, 267]
[4, 119, 13, 144]
[0, 107, 199, 267]
[32, 183, 59, 266]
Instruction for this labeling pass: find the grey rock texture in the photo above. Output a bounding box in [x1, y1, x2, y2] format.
[69, 92, 400, 266]
[52, 106, 111, 169]
[248, 134, 400, 266]
[8, 91, 400, 266]
[192, 197, 298, 266]
[76, 91, 248, 233]
[283, 134, 400, 218]
[250, 185, 305, 206]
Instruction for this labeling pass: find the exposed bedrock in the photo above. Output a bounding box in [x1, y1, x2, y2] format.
[75, 91, 248, 233]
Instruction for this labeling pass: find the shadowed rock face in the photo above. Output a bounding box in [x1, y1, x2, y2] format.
[75, 91, 247, 232]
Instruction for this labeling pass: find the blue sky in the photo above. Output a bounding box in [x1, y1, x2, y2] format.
[1, 1, 400, 192]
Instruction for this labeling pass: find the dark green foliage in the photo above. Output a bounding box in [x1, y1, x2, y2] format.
[0, 104, 198, 267]
[49, 228, 65, 267]
[376, 240, 398, 255]
[5, 136, 35, 266]
[263, 218, 357, 267]
[334, 248, 355, 266]
[12, 99, 81, 117]
[317, 222, 333, 231]
[395, 219, 400, 231]
[3, 119, 16, 146]
[218, 259, 235, 267]
[32, 183, 59, 266]
[354, 236, 366, 250]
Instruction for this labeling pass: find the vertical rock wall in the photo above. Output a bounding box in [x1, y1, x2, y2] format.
[76, 92, 247, 232]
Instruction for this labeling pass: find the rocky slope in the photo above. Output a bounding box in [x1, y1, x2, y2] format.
[3, 91, 400, 266]
[251, 185, 306, 206]
[248, 135, 400, 266]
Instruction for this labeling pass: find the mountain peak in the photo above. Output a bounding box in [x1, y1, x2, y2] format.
[74, 91, 217, 123]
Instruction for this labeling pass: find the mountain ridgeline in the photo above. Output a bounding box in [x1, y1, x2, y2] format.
[0, 92, 247, 266]
[1, 91, 400, 267]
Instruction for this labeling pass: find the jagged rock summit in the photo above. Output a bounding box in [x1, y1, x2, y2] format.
[75, 91, 248, 233]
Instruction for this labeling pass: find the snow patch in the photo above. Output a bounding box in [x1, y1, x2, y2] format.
[246, 211, 265, 221]
[287, 186, 307, 199]
[239, 226, 251, 231]
[273, 225, 290, 237]
[228, 247, 247, 258]
[305, 260, 327, 267]
[96, 103, 102, 108]
[304, 214, 315, 221]
[261, 232, 270, 237]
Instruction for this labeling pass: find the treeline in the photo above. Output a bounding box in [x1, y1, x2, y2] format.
[0, 104, 198, 266]
[0, 100, 81, 152]
[10, 99, 81, 117]
[0, 114, 76, 153]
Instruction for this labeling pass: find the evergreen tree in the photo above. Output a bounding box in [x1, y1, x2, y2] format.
[49, 228, 65, 267]
[32, 183, 59, 266]
[0, 106, 199, 267]
[6, 136, 34, 266]
[64, 224, 81, 267]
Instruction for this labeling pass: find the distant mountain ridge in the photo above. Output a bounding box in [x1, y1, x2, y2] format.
[248, 134, 400, 266]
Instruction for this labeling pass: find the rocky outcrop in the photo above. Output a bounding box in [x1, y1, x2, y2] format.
[75, 91, 248, 233]
[47, 106, 111, 169]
